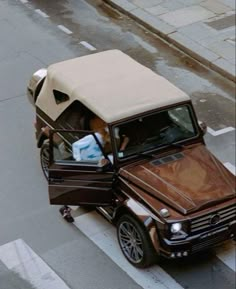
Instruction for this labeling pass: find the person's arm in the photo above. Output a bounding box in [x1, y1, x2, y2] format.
[120, 135, 129, 151]
[41, 126, 62, 145]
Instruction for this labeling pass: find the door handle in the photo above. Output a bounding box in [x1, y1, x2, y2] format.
[49, 177, 64, 183]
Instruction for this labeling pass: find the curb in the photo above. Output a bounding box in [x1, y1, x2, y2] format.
[103, 0, 236, 83]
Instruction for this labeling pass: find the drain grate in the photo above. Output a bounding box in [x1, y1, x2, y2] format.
[205, 14, 235, 30]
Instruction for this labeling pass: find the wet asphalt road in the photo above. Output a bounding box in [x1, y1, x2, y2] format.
[0, 0, 235, 289]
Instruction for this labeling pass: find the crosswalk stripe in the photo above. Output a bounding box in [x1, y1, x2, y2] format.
[215, 240, 236, 272]
[207, 126, 235, 136]
[0, 239, 71, 289]
[73, 211, 184, 289]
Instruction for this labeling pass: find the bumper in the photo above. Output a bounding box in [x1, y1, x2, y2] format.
[159, 221, 236, 258]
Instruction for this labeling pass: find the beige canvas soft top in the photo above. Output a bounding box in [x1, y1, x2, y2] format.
[36, 50, 190, 123]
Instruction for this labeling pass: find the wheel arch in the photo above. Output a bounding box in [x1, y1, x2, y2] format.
[114, 198, 160, 254]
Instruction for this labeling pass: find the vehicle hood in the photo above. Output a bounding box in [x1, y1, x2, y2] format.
[119, 144, 236, 215]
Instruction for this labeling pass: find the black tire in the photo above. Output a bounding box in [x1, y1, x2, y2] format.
[117, 214, 156, 268]
[40, 141, 50, 180]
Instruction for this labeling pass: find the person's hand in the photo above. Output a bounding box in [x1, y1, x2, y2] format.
[41, 126, 62, 144]
[98, 158, 109, 167]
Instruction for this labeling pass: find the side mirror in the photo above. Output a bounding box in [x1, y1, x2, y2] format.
[198, 121, 207, 135]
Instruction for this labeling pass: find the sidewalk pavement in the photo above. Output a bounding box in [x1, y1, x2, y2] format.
[104, 0, 236, 82]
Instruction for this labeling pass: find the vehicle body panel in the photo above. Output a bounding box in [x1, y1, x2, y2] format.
[27, 50, 236, 264]
[49, 162, 114, 206]
[119, 144, 235, 215]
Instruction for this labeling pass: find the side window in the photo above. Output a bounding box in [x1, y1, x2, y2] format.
[168, 106, 195, 134]
[56, 101, 82, 132]
[56, 101, 91, 131]
[53, 90, 70, 104]
[51, 130, 111, 166]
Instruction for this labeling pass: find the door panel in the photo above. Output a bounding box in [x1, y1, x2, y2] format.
[49, 164, 113, 206]
[48, 129, 114, 206]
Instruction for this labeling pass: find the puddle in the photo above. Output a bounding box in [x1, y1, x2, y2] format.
[156, 59, 236, 103]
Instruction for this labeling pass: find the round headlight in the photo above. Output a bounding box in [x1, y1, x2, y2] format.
[170, 223, 182, 234]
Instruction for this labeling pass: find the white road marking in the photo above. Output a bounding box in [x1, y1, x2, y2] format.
[224, 162, 236, 175]
[57, 25, 73, 35]
[207, 126, 235, 136]
[0, 239, 70, 289]
[80, 41, 97, 51]
[20, 0, 28, 3]
[35, 9, 49, 18]
[74, 211, 184, 289]
[215, 241, 236, 272]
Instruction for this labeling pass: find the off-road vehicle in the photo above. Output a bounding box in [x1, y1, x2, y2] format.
[27, 50, 236, 268]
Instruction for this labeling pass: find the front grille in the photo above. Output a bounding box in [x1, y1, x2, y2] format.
[191, 204, 236, 234]
[192, 232, 228, 252]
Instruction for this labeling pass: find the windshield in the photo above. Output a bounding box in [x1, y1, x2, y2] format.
[113, 105, 198, 159]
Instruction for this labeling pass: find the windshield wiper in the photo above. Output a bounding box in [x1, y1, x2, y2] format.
[136, 152, 155, 158]
[135, 141, 184, 159]
[162, 142, 184, 149]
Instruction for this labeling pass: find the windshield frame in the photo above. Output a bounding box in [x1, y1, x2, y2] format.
[111, 103, 200, 162]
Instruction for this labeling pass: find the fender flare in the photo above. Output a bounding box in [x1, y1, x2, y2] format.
[115, 198, 161, 254]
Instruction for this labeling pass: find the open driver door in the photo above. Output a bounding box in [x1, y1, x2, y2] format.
[48, 129, 114, 206]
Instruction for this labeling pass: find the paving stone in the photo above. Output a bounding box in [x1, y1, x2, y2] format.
[109, 0, 137, 11]
[168, 31, 220, 63]
[159, 5, 216, 28]
[218, 0, 236, 9]
[200, 26, 236, 45]
[159, 0, 185, 11]
[178, 22, 218, 41]
[225, 37, 236, 47]
[144, 5, 169, 16]
[106, 0, 236, 82]
[212, 58, 236, 80]
[205, 14, 236, 30]
[178, 0, 206, 5]
[207, 40, 236, 60]
[200, 0, 232, 14]
[227, 55, 236, 65]
[129, 0, 163, 9]
[130, 8, 176, 35]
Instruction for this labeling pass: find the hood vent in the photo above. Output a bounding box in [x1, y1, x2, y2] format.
[151, 153, 184, 166]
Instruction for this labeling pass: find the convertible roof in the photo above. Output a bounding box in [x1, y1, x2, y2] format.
[36, 50, 190, 123]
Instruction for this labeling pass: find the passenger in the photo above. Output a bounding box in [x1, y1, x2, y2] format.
[72, 132, 104, 162]
[71, 116, 110, 162]
[89, 116, 111, 153]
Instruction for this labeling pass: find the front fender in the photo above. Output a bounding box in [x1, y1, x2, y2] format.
[115, 194, 160, 254]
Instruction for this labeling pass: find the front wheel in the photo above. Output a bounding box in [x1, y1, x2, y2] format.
[117, 214, 156, 268]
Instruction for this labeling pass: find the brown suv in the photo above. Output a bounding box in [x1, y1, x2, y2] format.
[28, 50, 236, 268]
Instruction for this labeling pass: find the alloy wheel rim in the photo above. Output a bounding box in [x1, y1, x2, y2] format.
[118, 221, 143, 263]
[41, 147, 49, 178]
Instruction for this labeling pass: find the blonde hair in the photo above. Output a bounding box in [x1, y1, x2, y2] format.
[90, 117, 111, 152]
